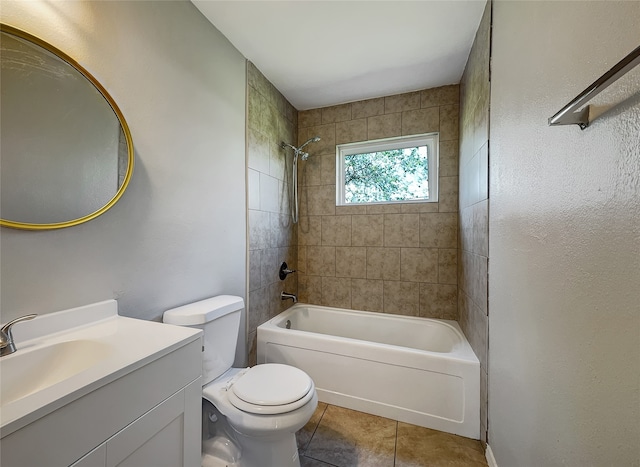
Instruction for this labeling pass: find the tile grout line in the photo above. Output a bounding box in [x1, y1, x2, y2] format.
[393, 420, 398, 467]
[305, 403, 328, 451]
[301, 403, 340, 467]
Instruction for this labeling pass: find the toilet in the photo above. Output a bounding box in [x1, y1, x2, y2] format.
[163, 295, 317, 467]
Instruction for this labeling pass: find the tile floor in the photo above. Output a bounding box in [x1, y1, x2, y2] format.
[296, 403, 488, 467]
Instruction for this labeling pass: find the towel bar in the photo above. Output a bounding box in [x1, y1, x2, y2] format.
[549, 44, 640, 130]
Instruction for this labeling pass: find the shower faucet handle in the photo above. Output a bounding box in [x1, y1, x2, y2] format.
[279, 262, 296, 280]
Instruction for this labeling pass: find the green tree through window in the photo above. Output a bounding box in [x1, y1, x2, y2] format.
[336, 133, 438, 206]
[344, 146, 429, 203]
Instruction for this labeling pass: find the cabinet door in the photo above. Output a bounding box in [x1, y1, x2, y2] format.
[106, 390, 183, 467]
[106, 378, 201, 467]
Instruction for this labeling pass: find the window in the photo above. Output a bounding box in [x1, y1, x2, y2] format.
[336, 133, 438, 206]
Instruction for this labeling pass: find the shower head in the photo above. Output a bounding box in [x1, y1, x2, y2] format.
[298, 136, 321, 151]
[281, 136, 320, 161]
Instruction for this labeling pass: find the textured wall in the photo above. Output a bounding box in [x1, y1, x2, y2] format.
[489, 1, 640, 465]
[246, 62, 298, 365]
[0, 1, 247, 366]
[296, 87, 460, 318]
[459, 0, 491, 446]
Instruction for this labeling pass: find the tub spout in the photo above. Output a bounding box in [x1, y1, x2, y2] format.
[281, 292, 298, 303]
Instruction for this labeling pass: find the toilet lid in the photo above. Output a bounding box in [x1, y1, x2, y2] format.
[231, 364, 312, 406]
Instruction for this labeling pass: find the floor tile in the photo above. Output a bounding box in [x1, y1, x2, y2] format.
[298, 402, 328, 452]
[297, 404, 487, 467]
[395, 422, 487, 467]
[304, 405, 396, 467]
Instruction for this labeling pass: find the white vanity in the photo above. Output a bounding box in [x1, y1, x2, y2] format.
[0, 300, 202, 467]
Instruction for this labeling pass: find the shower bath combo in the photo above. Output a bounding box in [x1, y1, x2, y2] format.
[281, 136, 320, 223]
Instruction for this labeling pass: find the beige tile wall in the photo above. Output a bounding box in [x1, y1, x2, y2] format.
[296, 85, 460, 319]
[459, 0, 491, 447]
[247, 62, 298, 365]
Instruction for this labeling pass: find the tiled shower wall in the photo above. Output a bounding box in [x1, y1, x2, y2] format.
[296, 87, 460, 318]
[247, 62, 298, 365]
[459, 1, 491, 446]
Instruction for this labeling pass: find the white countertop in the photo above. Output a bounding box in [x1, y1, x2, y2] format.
[0, 300, 201, 436]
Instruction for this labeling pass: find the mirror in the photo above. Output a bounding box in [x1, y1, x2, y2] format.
[0, 24, 133, 230]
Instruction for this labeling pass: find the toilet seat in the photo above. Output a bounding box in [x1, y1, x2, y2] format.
[227, 364, 314, 415]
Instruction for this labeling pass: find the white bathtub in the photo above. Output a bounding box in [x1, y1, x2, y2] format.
[257, 303, 480, 439]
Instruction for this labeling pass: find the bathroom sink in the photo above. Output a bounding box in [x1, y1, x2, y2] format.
[0, 299, 202, 438]
[0, 339, 113, 406]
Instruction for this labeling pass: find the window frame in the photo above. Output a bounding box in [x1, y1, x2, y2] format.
[335, 133, 439, 206]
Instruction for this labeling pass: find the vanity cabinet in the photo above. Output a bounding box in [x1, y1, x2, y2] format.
[1, 339, 202, 467]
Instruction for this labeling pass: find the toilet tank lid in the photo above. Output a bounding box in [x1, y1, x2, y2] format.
[163, 295, 244, 326]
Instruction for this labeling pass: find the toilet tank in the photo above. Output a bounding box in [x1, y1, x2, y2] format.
[163, 295, 244, 385]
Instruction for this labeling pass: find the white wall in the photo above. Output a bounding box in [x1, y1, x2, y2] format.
[0, 0, 247, 352]
[489, 1, 640, 465]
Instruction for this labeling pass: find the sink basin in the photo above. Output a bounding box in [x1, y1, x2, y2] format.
[0, 300, 202, 437]
[0, 340, 113, 406]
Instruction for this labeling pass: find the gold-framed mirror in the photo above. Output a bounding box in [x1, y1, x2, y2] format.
[0, 24, 134, 230]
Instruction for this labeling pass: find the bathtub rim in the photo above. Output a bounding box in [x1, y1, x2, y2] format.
[260, 303, 479, 364]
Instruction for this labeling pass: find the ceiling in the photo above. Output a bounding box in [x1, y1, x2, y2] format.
[191, 1, 486, 110]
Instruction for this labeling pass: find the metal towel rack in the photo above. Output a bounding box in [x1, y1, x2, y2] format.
[548, 44, 640, 130]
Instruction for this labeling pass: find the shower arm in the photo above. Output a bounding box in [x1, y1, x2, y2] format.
[281, 137, 321, 154]
[281, 142, 298, 153]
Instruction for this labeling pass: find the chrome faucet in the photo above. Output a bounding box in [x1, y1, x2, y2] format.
[280, 292, 298, 303]
[1, 314, 37, 357]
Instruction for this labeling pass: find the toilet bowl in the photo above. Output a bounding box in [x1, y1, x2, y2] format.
[163, 296, 317, 467]
[203, 366, 318, 466]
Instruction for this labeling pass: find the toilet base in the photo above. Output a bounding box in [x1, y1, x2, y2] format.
[202, 435, 241, 467]
[201, 433, 299, 467]
[229, 429, 300, 467]
[202, 396, 304, 467]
